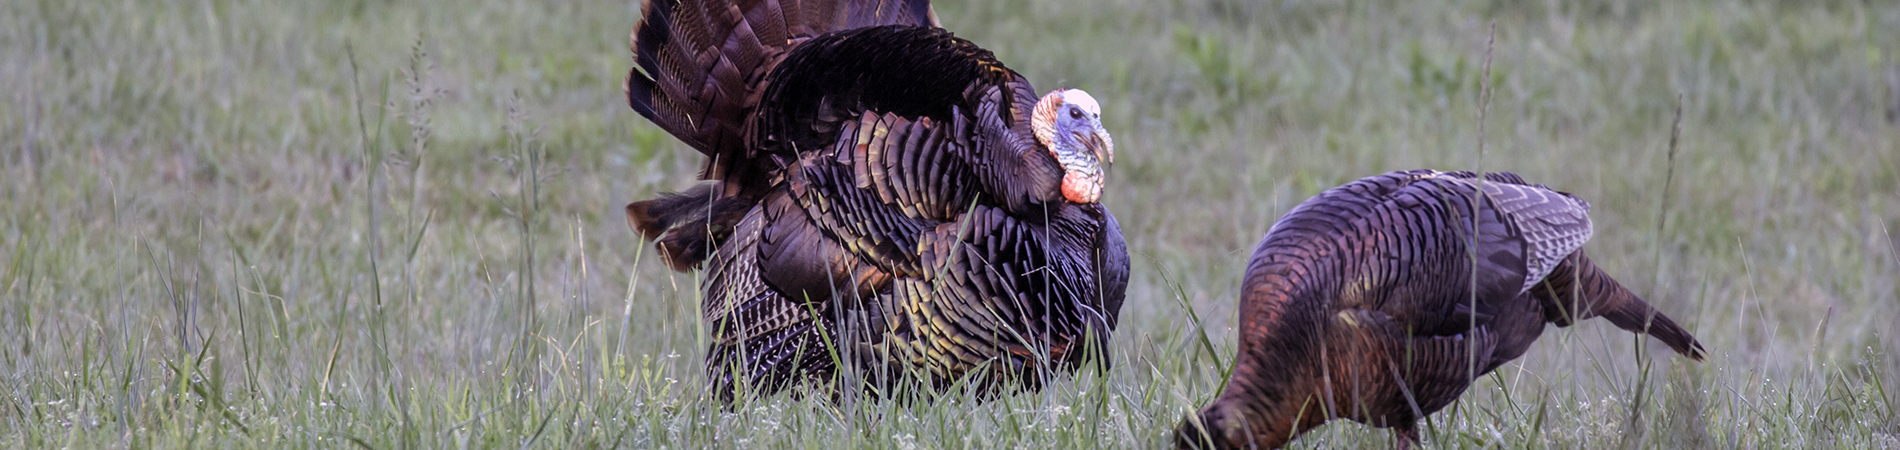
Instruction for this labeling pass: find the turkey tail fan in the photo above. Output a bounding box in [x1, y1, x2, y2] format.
[625, 0, 729, 156]
[625, 0, 939, 181]
[624, 0, 953, 271]
[625, 184, 754, 271]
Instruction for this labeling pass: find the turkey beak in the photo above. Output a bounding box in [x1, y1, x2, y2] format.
[1087, 129, 1113, 167]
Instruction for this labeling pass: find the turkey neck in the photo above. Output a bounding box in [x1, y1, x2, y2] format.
[1195, 250, 1341, 449]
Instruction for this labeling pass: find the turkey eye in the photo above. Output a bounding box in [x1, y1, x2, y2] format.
[1069, 108, 1084, 120]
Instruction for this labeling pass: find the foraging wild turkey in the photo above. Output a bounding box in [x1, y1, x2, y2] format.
[1176, 170, 1707, 449]
[621, 0, 1128, 399]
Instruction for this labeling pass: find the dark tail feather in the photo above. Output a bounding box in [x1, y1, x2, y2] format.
[625, 184, 715, 240]
[1535, 251, 1709, 361]
[625, 0, 938, 160]
[841, 0, 937, 28]
[624, 0, 777, 160]
[625, 0, 714, 152]
[626, 184, 754, 271]
[624, 66, 661, 129]
[1601, 301, 1709, 361]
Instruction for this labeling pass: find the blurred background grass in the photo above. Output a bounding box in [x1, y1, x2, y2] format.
[3, 0, 1898, 447]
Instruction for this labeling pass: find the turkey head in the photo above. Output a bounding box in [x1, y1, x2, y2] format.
[1031, 89, 1114, 204]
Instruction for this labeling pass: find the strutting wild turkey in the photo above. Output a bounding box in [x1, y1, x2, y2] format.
[621, 0, 1128, 400]
[1176, 170, 1707, 449]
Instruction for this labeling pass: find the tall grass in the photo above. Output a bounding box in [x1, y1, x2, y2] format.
[2, 0, 1897, 447]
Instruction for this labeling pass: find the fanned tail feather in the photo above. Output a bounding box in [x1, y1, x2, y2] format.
[625, 1, 945, 272]
[625, 0, 938, 171]
[842, 0, 937, 28]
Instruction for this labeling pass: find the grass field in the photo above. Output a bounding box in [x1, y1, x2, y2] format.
[4, 0, 1899, 447]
